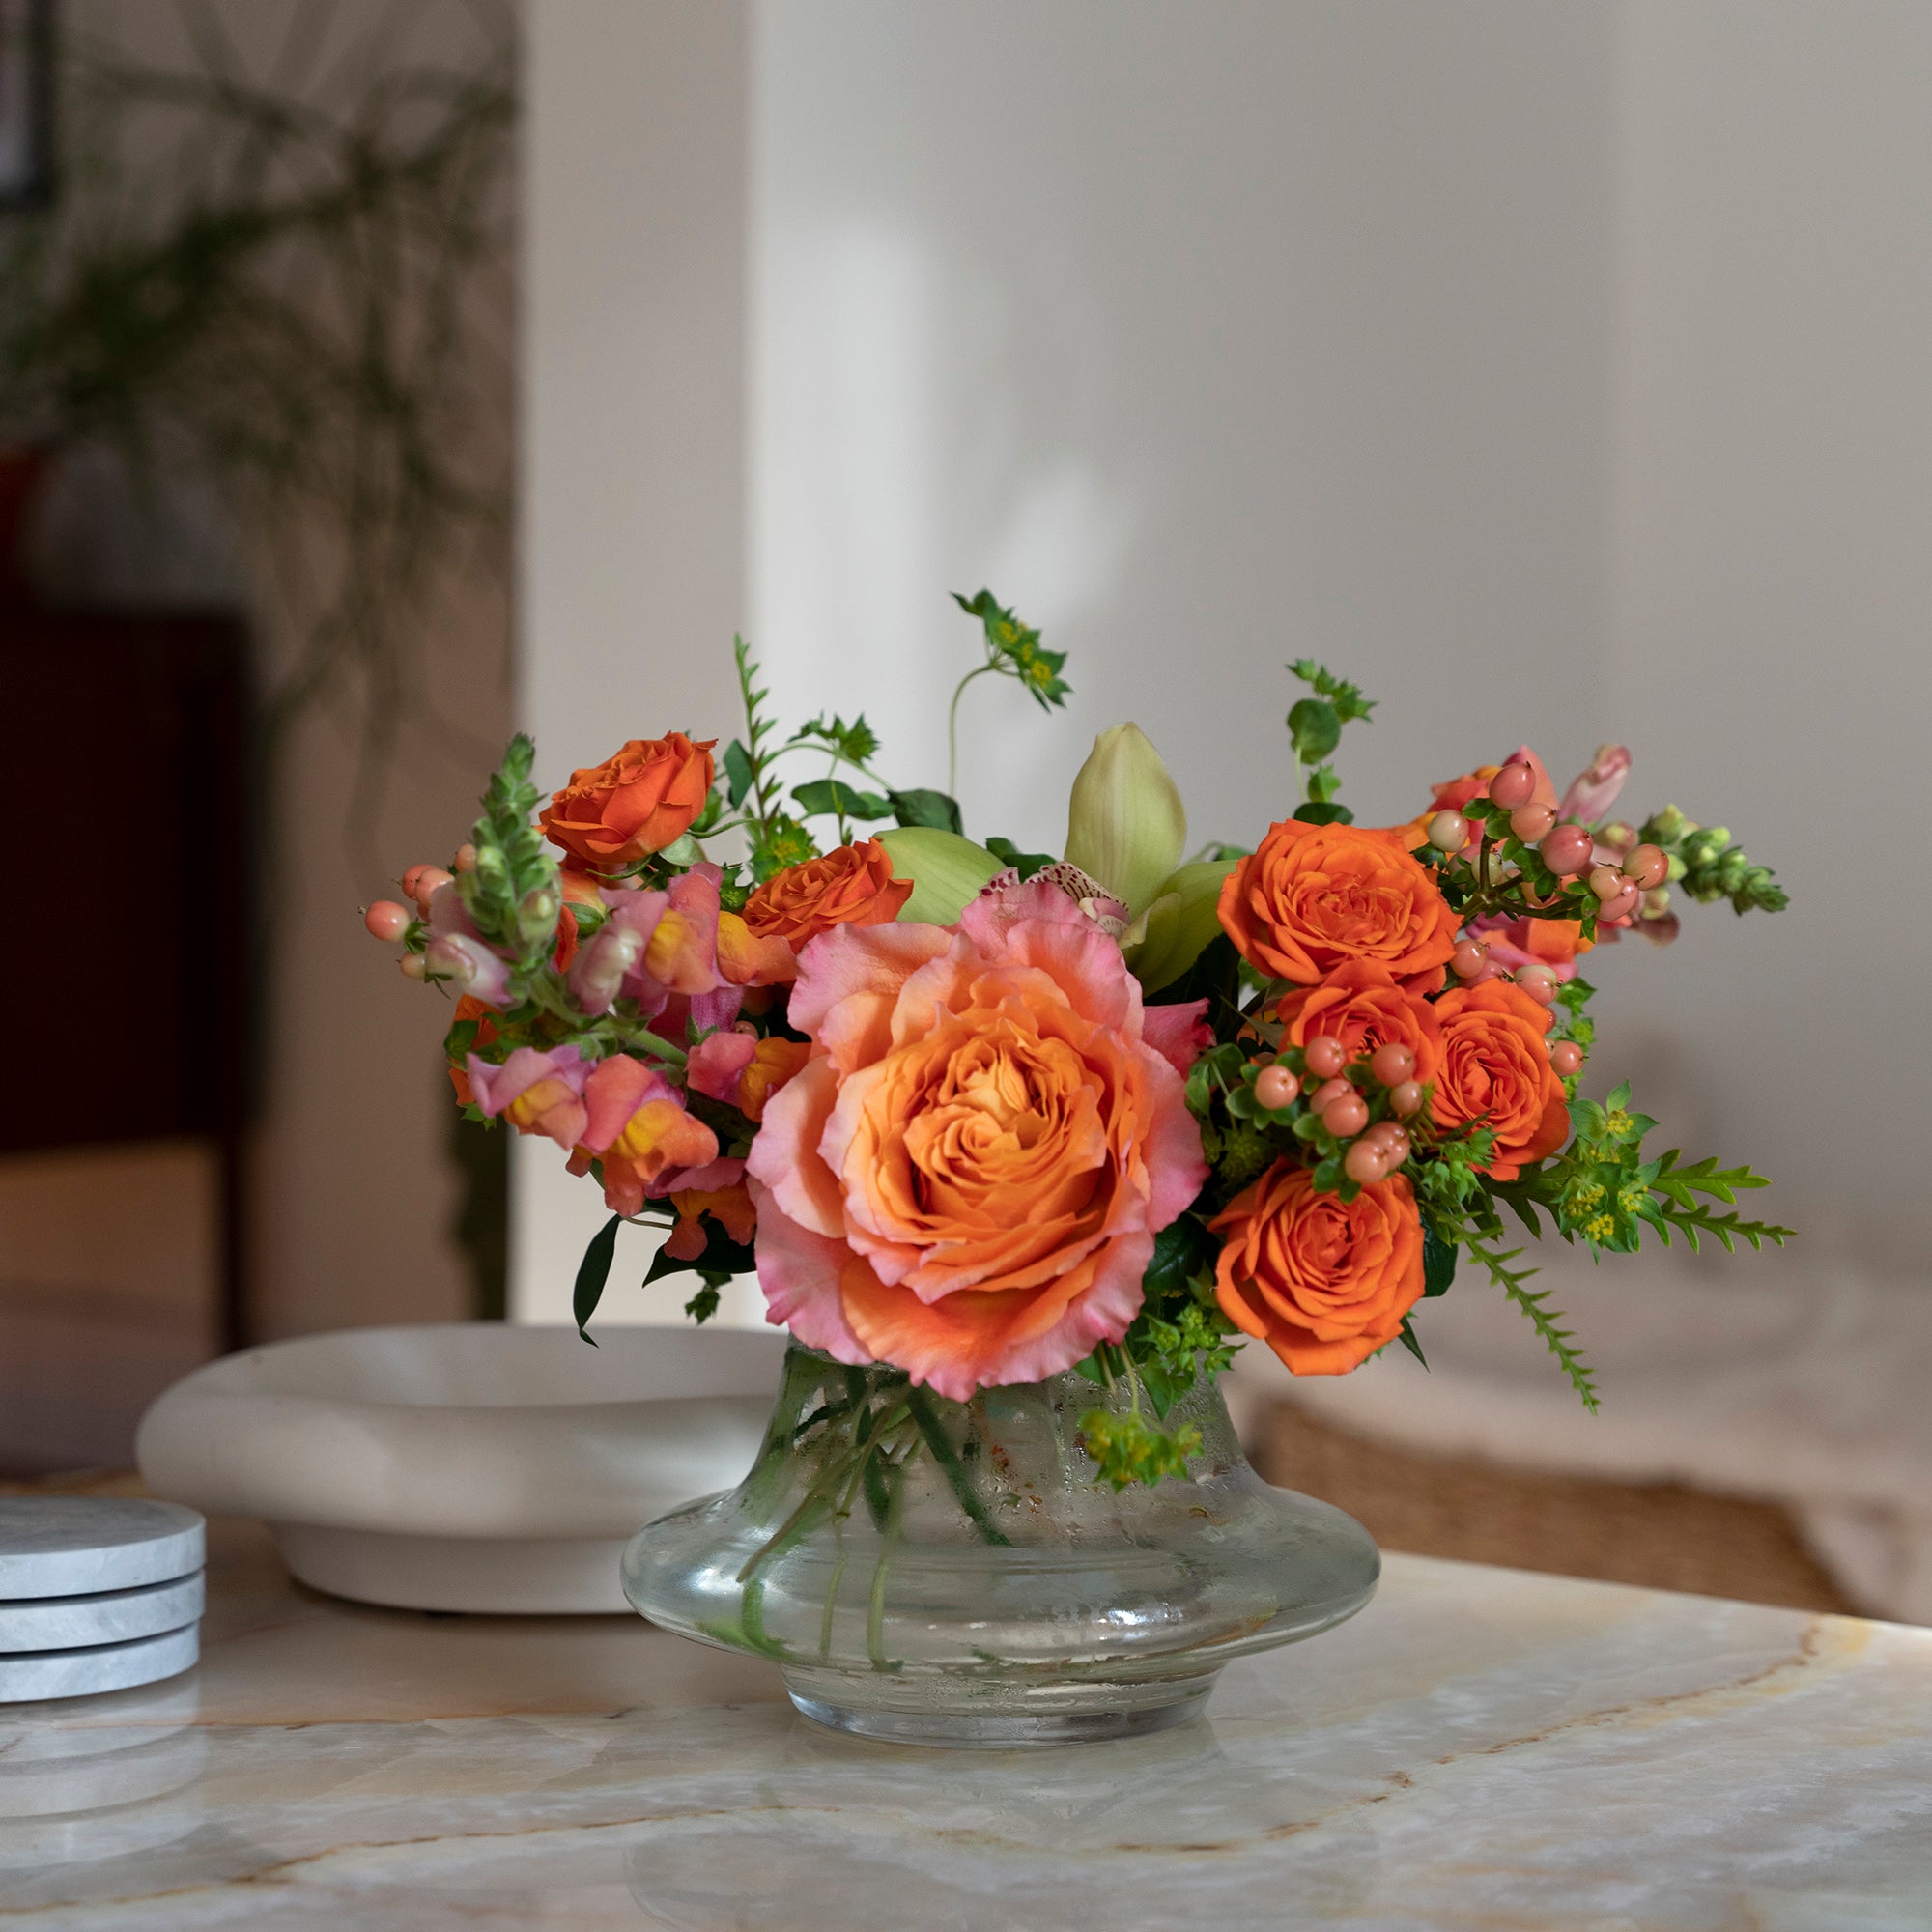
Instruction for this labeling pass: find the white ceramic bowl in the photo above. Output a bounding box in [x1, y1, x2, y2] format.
[136, 1324, 786, 1614]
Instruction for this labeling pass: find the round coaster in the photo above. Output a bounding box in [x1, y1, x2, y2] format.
[0, 1572, 204, 1655]
[0, 1625, 199, 1705]
[0, 1500, 204, 1601]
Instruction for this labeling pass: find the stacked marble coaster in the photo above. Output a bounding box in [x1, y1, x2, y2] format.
[0, 1499, 206, 1703]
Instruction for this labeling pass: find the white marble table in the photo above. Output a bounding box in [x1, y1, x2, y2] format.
[5, 1511, 1930, 1931]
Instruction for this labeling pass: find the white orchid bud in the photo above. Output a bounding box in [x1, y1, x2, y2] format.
[1064, 724, 1187, 919]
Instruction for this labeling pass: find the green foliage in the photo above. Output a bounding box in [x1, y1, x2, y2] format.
[952, 588, 1072, 711]
[790, 778, 894, 822]
[682, 1279, 727, 1324]
[946, 589, 1071, 797]
[1640, 812, 1789, 916]
[1285, 662, 1377, 818]
[1421, 1223, 1459, 1297]
[984, 836, 1056, 879]
[643, 1222, 756, 1287]
[457, 735, 561, 977]
[1471, 1239, 1599, 1411]
[573, 1215, 621, 1345]
[889, 788, 965, 834]
[1079, 1406, 1203, 1492]
[797, 713, 881, 767]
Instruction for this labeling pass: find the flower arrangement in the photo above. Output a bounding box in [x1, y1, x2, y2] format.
[365, 595, 1790, 1491]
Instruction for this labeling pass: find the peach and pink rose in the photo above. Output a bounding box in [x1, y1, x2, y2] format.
[746, 881, 1208, 1398]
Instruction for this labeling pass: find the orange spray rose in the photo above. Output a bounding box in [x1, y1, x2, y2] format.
[1431, 980, 1571, 1179]
[1210, 1161, 1426, 1374]
[539, 734, 717, 873]
[1217, 820, 1458, 992]
[1273, 959, 1444, 1090]
[743, 839, 913, 945]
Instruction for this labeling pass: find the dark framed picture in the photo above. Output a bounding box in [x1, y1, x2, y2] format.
[0, 0, 52, 210]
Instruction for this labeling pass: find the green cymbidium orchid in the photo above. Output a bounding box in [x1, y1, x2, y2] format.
[1064, 724, 1188, 920]
[876, 827, 1006, 924]
[1126, 857, 1239, 993]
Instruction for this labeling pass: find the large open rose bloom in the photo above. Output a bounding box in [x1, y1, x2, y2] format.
[747, 882, 1208, 1399]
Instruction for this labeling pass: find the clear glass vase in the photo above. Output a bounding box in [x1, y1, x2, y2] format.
[622, 1344, 1378, 1747]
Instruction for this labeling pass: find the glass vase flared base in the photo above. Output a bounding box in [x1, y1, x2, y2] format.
[784, 1675, 1214, 1747]
[624, 1345, 1379, 1747]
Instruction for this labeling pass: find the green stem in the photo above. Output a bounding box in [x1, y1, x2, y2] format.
[947, 663, 999, 799]
[906, 1387, 1011, 1547]
[867, 1448, 911, 1672]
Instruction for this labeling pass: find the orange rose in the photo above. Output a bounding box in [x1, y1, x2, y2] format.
[1211, 1161, 1426, 1375]
[1274, 959, 1444, 1089]
[1218, 820, 1458, 992]
[446, 994, 499, 1105]
[743, 839, 913, 945]
[539, 734, 717, 873]
[1431, 980, 1571, 1179]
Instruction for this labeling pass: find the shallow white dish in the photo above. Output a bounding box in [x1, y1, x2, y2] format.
[136, 1324, 786, 1614]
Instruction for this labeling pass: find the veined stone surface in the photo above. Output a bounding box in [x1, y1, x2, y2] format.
[0, 1626, 199, 1706]
[1, 1515, 1929, 1929]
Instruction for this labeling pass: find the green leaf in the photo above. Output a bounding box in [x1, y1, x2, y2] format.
[984, 836, 1057, 880]
[889, 787, 965, 835]
[1397, 1318, 1429, 1368]
[723, 739, 754, 808]
[643, 1225, 756, 1286]
[1288, 660, 1378, 723]
[573, 1214, 621, 1344]
[1142, 1215, 1218, 1304]
[1287, 697, 1341, 763]
[791, 778, 894, 821]
[1293, 801, 1354, 826]
[1422, 1223, 1459, 1297]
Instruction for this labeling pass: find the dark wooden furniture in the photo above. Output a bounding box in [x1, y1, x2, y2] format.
[0, 602, 254, 1349]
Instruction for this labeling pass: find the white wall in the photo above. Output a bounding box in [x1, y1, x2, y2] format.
[1603, 0, 1932, 1248]
[517, 1, 1930, 1321]
[514, 1, 762, 1323]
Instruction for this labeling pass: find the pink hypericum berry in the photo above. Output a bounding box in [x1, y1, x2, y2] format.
[1370, 1042, 1415, 1086]
[1426, 810, 1470, 854]
[1451, 938, 1489, 980]
[1305, 1036, 1349, 1079]
[1255, 1064, 1300, 1111]
[1344, 1139, 1388, 1183]
[363, 900, 412, 943]
[399, 953, 427, 980]
[1489, 761, 1538, 810]
[1587, 865, 1625, 902]
[1507, 803, 1554, 843]
[1389, 1079, 1425, 1117]
[1309, 1077, 1353, 1113]
[1623, 843, 1669, 891]
[1516, 965, 1559, 1007]
[1598, 884, 1640, 923]
[453, 843, 479, 874]
[1540, 824, 1594, 876]
[1600, 820, 1637, 852]
[1550, 1040, 1584, 1075]
[408, 866, 454, 913]
[1323, 1093, 1370, 1138]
